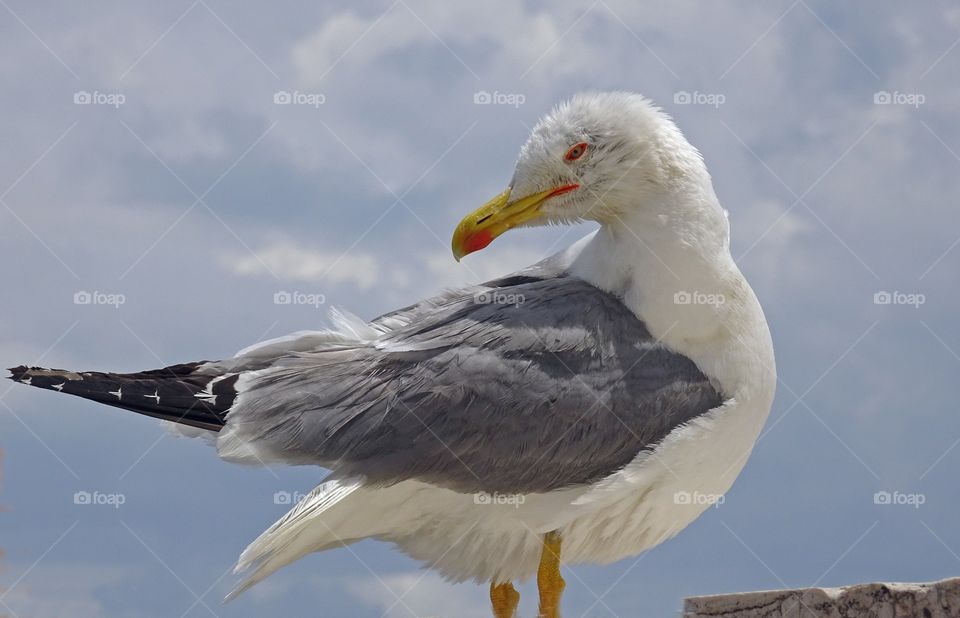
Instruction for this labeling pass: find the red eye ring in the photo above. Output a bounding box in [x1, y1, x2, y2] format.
[564, 142, 588, 162]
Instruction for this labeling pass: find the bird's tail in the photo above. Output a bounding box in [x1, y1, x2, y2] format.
[227, 477, 364, 601]
[7, 363, 238, 431]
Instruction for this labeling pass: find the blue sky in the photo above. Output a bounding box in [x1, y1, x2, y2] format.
[2, 1, 960, 616]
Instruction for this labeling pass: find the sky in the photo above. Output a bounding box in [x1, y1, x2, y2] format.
[1, 1, 959, 616]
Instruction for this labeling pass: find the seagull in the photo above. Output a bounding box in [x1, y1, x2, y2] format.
[9, 92, 775, 617]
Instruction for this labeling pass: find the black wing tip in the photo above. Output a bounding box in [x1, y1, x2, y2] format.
[7, 363, 230, 431]
[8, 365, 31, 381]
[7, 365, 70, 390]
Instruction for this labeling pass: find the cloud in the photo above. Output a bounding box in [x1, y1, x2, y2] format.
[731, 199, 816, 289]
[345, 571, 488, 618]
[423, 245, 552, 290]
[0, 562, 132, 618]
[225, 240, 380, 289]
[222, 234, 564, 305]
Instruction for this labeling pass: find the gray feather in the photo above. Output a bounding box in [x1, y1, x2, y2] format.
[222, 267, 723, 494]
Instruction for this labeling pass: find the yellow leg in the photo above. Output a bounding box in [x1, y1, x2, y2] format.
[537, 530, 565, 618]
[490, 581, 520, 618]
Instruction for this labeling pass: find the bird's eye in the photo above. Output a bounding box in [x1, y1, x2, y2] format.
[564, 142, 588, 162]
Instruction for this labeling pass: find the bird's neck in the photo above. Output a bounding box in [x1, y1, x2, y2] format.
[569, 202, 732, 333]
[567, 201, 774, 398]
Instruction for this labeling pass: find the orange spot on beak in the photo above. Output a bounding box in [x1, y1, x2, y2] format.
[463, 229, 494, 255]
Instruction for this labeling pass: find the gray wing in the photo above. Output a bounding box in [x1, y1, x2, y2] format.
[223, 268, 724, 494]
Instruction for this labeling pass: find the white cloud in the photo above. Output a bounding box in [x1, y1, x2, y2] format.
[290, 3, 566, 90]
[424, 245, 550, 290]
[731, 199, 816, 289]
[345, 571, 488, 618]
[223, 237, 557, 305]
[226, 240, 380, 289]
[1, 562, 132, 618]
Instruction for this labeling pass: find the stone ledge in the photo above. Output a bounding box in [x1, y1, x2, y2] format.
[683, 577, 960, 617]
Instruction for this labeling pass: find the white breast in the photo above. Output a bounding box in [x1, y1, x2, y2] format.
[551, 229, 777, 566]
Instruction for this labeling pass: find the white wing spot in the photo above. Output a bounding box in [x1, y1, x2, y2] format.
[194, 383, 218, 405]
[108, 386, 123, 400]
[20, 377, 31, 385]
[144, 390, 160, 404]
[52, 382, 65, 391]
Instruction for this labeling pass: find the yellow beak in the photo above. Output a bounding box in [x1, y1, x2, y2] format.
[451, 183, 579, 261]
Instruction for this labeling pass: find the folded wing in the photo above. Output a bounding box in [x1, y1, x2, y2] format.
[219, 269, 724, 494]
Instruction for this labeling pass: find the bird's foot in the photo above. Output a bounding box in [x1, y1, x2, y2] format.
[490, 581, 520, 618]
[537, 530, 565, 618]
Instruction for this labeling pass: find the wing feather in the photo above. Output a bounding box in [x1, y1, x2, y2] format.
[218, 269, 723, 494]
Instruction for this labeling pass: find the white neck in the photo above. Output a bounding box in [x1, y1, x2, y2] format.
[564, 206, 775, 404]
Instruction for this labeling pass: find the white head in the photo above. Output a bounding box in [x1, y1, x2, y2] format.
[452, 92, 728, 260]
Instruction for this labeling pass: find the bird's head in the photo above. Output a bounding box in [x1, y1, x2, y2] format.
[452, 91, 718, 260]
